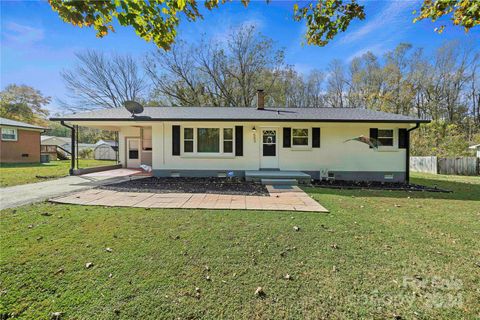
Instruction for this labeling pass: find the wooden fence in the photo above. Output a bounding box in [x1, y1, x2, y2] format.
[410, 156, 479, 176]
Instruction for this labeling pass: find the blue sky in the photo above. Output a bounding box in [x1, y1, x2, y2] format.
[1, 0, 478, 113]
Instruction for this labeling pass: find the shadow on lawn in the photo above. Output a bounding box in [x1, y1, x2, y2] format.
[0, 162, 57, 168]
[305, 176, 480, 201]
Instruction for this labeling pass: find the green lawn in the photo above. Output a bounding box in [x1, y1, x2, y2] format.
[0, 173, 479, 319]
[0, 160, 116, 187]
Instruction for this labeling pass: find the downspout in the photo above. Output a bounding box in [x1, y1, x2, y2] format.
[60, 121, 76, 175]
[406, 123, 421, 184]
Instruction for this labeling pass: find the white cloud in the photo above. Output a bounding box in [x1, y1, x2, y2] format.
[346, 43, 388, 61]
[339, 0, 418, 44]
[2, 22, 45, 46]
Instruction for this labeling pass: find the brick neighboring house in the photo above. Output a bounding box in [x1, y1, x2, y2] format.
[0, 117, 45, 163]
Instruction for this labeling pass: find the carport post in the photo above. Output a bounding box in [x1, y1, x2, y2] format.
[61, 121, 76, 175]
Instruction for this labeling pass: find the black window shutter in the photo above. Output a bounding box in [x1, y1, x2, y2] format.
[398, 128, 408, 149]
[312, 128, 321, 148]
[172, 125, 180, 156]
[369, 128, 378, 149]
[235, 126, 243, 156]
[283, 127, 291, 148]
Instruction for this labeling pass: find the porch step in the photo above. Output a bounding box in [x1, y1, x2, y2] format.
[245, 170, 311, 184]
[261, 178, 298, 186]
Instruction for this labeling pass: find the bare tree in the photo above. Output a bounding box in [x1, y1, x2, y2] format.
[145, 25, 285, 107]
[326, 60, 347, 108]
[62, 50, 146, 110]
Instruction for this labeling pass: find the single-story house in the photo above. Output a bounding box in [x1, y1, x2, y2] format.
[51, 92, 430, 183]
[94, 139, 118, 160]
[469, 144, 480, 158]
[0, 117, 45, 163]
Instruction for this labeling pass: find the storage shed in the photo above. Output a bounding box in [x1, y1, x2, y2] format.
[94, 141, 118, 160]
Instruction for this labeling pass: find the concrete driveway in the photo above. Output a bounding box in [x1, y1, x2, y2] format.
[0, 169, 144, 210]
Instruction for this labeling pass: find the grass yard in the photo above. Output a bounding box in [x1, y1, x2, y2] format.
[0, 160, 116, 188]
[0, 173, 479, 319]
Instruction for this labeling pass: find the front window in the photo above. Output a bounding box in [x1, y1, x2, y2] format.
[223, 128, 233, 153]
[182, 127, 234, 155]
[197, 128, 220, 153]
[378, 129, 394, 146]
[184, 128, 194, 153]
[292, 128, 308, 146]
[1, 128, 17, 141]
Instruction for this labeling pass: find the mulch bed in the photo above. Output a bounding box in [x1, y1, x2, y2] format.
[99, 177, 269, 196]
[312, 180, 451, 193]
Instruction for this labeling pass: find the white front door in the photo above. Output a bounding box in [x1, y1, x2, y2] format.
[260, 129, 279, 169]
[126, 138, 141, 168]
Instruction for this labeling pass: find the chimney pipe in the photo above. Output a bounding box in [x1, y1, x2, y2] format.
[256, 89, 265, 110]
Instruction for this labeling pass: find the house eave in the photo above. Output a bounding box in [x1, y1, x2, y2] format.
[50, 117, 431, 124]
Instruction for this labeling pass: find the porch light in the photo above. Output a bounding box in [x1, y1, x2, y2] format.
[252, 126, 256, 133]
[252, 126, 257, 143]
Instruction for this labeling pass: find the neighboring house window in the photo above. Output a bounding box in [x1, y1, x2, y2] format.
[292, 128, 309, 146]
[378, 129, 394, 147]
[1, 128, 17, 141]
[223, 128, 233, 153]
[198, 128, 220, 153]
[182, 126, 234, 154]
[142, 128, 152, 151]
[184, 128, 194, 153]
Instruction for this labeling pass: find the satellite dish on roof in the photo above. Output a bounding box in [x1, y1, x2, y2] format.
[124, 100, 144, 117]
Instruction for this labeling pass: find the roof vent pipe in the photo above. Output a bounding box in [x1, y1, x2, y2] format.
[256, 89, 265, 110]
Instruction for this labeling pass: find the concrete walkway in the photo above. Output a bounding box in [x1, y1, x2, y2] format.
[0, 169, 144, 210]
[50, 184, 328, 212]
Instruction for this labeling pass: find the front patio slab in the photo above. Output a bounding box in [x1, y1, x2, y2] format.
[50, 184, 328, 213]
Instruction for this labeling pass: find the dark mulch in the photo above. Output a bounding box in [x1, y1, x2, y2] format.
[99, 177, 269, 196]
[312, 180, 451, 193]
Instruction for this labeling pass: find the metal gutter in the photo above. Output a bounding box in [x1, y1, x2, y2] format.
[50, 117, 431, 124]
[405, 123, 421, 183]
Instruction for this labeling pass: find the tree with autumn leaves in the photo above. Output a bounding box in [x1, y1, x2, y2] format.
[48, 0, 478, 51]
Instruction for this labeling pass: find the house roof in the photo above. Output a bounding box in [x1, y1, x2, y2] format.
[0, 117, 46, 130]
[469, 144, 480, 149]
[50, 107, 430, 123]
[41, 135, 71, 145]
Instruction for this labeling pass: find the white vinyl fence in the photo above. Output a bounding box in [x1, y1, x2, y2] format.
[410, 156, 437, 174]
[410, 156, 479, 176]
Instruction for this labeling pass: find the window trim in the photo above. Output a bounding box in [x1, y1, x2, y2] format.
[377, 128, 398, 151]
[183, 127, 194, 153]
[181, 125, 235, 156]
[1, 127, 18, 141]
[291, 127, 311, 149]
